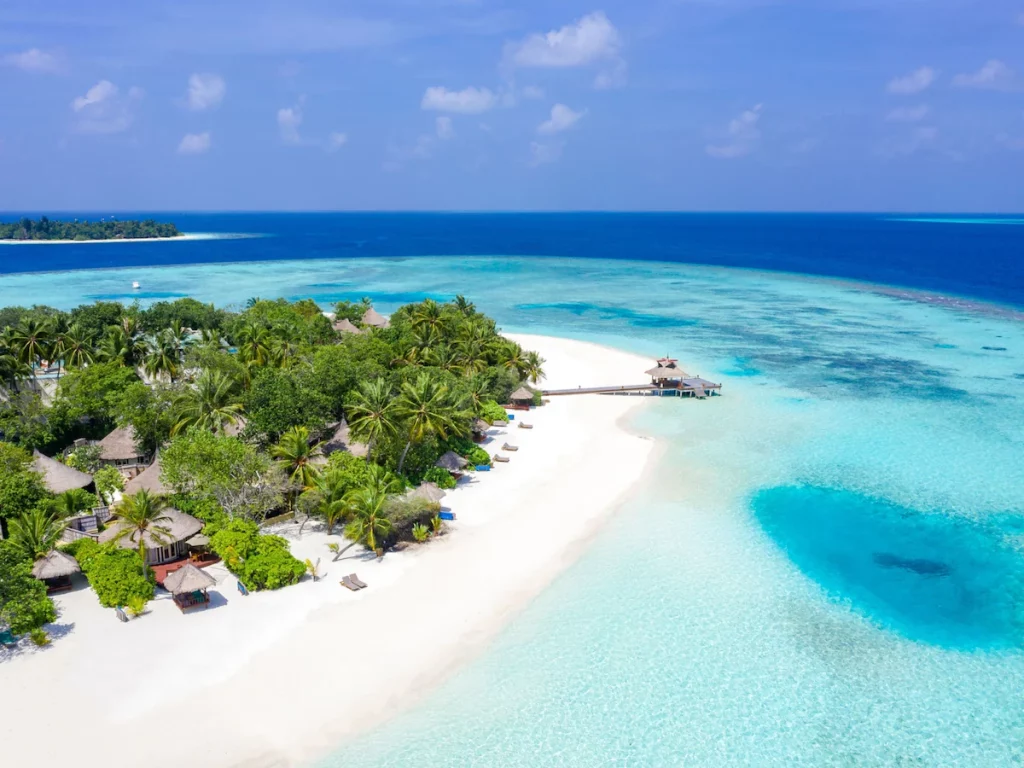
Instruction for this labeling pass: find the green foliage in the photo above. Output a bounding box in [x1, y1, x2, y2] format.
[125, 594, 148, 618]
[45, 488, 96, 518]
[79, 545, 155, 608]
[209, 519, 303, 590]
[430, 514, 443, 534]
[308, 344, 384, 419]
[0, 391, 56, 451]
[140, 298, 226, 333]
[161, 428, 266, 497]
[243, 367, 332, 443]
[532, 389, 544, 406]
[50, 361, 141, 439]
[333, 299, 370, 323]
[443, 436, 490, 466]
[113, 382, 176, 454]
[464, 446, 491, 467]
[422, 466, 457, 489]
[209, 518, 260, 570]
[0, 442, 50, 532]
[0, 216, 180, 241]
[68, 301, 127, 338]
[479, 400, 509, 424]
[65, 444, 103, 473]
[93, 466, 124, 505]
[169, 494, 226, 526]
[0, 539, 57, 634]
[412, 522, 430, 542]
[8, 508, 66, 561]
[30, 627, 50, 646]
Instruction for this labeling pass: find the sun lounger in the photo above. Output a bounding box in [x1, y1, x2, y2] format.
[439, 511, 456, 521]
[475, 464, 491, 471]
[115, 607, 128, 623]
[518, 422, 533, 429]
[493, 455, 510, 463]
[340, 576, 362, 591]
[237, 580, 249, 596]
[348, 574, 368, 589]
[502, 443, 519, 451]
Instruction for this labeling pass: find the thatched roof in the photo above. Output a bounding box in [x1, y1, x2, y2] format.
[124, 455, 167, 495]
[333, 318, 362, 334]
[32, 450, 93, 494]
[361, 307, 390, 329]
[645, 365, 690, 380]
[32, 550, 80, 580]
[322, 420, 369, 459]
[510, 386, 534, 402]
[472, 418, 492, 433]
[435, 451, 468, 471]
[98, 506, 203, 549]
[163, 564, 216, 595]
[186, 533, 210, 546]
[407, 482, 446, 503]
[97, 425, 146, 461]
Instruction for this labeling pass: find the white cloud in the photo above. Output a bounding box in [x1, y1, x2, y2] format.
[186, 73, 226, 110]
[421, 86, 497, 114]
[537, 103, 585, 135]
[327, 132, 348, 152]
[886, 104, 930, 122]
[887, 66, 936, 95]
[706, 104, 763, 159]
[436, 116, 454, 140]
[529, 141, 563, 166]
[70, 80, 143, 134]
[521, 85, 545, 100]
[507, 12, 620, 68]
[277, 103, 304, 144]
[952, 60, 1020, 91]
[3, 48, 60, 74]
[177, 132, 211, 154]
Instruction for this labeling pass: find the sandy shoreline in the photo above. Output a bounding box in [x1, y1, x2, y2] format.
[0, 334, 657, 768]
[0, 233, 218, 244]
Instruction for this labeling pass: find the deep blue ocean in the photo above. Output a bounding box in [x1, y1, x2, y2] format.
[2, 212, 1023, 307]
[2, 212, 1023, 766]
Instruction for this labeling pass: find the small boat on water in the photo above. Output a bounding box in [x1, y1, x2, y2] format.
[132, 281, 140, 290]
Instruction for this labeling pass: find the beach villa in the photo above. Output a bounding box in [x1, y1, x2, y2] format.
[361, 306, 390, 329]
[97, 506, 203, 566]
[32, 450, 94, 495]
[124, 454, 168, 495]
[97, 425, 151, 477]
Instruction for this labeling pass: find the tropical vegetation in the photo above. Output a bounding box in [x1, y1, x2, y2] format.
[0, 216, 180, 241]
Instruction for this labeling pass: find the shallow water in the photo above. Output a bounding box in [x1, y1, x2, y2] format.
[2, 256, 1022, 765]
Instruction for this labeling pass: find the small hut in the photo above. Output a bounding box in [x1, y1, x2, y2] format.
[97, 425, 150, 475]
[435, 451, 468, 477]
[510, 386, 534, 405]
[407, 482, 446, 504]
[124, 454, 168, 496]
[471, 418, 492, 442]
[163, 564, 216, 612]
[645, 357, 690, 388]
[98, 506, 203, 566]
[361, 307, 390, 329]
[333, 318, 362, 335]
[32, 550, 80, 594]
[32, 451, 94, 495]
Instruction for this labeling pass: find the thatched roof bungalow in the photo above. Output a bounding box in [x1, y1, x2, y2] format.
[97, 425, 150, 473]
[124, 454, 168, 496]
[406, 482, 446, 504]
[163, 563, 216, 612]
[32, 550, 80, 594]
[98, 506, 203, 566]
[435, 451, 468, 473]
[361, 307, 390, 329]
[645, 357, 690, 383]
[32, 450, 93, 495]
[510, 386, 534, 403]
[333, 318, 363, 335]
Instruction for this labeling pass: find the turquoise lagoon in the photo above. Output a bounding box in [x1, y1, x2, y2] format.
[2, 257, 1022, 765]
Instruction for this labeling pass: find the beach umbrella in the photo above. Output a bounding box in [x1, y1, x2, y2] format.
[408, 482, 446, 503]
[435, 451, 468, 471]
[510, 387, 534, 402]
[163, 564, 216, 595]
[31, 551, 81, 580]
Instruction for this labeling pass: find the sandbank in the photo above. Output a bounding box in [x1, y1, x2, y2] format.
[0, 233, 220, 245]
[0, 334, 657, 768]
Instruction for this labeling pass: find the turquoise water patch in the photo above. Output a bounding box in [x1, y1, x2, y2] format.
[889, 218, 1024, 225]
[752, 486, 1024, 649]
[723, 357, 761, 377]
[515, 301, 697, 329]
[86, 291, 187, 300]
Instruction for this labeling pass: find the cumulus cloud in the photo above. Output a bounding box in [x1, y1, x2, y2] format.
[529, 141, 563, 166]
[3, 48, 60, 74]
[435, 116, 454, 140]
[70, 80, 143, 134]
[507, 12, 620, 68]
[886, 104, 930, 123]
[537, 103, 585, 135]
[706, 104, 763, 159]
[887, 66, 936, 95]
[177, 132, 211, 154]
[421, 86, 497, 114]
[186, 73, 226, 110]
[327, 132, 348, 152]
[952, 60, 1020, 91]
[277, 102, 304, 144]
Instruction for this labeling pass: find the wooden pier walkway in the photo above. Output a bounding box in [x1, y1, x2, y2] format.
[542, 378, 721, 399]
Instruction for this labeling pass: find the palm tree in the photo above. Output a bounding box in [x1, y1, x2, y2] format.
[113, 489, 172, 575]
[171, 369, 244, 436]
[246, 297, 262, 308]
[10, 318, 52, 380]
[0, 334, 31, 390]
[410, 299, 444, 335]
[8, 508, 66, 562]
[342, 487, 393, 556]
[165, 320, 194, 362]
[271, 426, 323, 510]
[424, 343, 463, 374]
[98, 324, 150, 367]
[453, 295, 475, 316]
[347, 379, 399, 457]
[236, 322, 273, 367]
[524, 351, 546, 385]
[56, 323, 96, 370]
[500, 341, 528, 380]
[393, 372, 465, 475]
[46, 488, 96, 518]
[144, 330, 181, 382]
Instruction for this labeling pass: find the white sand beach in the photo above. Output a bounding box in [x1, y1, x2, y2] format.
[0, 334, 657, 768]
[0, 233, 223, 244]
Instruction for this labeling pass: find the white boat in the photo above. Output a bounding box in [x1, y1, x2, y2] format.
[132, 281, 140, 290]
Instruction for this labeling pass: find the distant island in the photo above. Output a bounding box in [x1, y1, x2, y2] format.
[0, 216, 181, 242]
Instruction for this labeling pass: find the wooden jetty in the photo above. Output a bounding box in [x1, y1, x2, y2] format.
[541, 357, 722, 400]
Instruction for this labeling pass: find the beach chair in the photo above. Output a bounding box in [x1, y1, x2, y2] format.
[502, 443, 519, 451]
[115, 607, 128, 623]
[518, 422, 533, 429]
[237, 580, 249, 596]
[507, 413, 515, 420]
[493, 454, 510, 463]
[340, 575, 362, 591]
[348, 574, 368, 589]
[475, 464, 491, 471]
[439, 511, 456, 521]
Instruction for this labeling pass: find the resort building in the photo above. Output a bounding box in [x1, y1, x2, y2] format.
[435, 450, 469, 478]
[509, 386, 535, 405]
[31, 450, 94, 495]
[123, 454, 168, 496]
[96, 425, 151, 477]
[31, 550, 80, 594]
[97, 506, 203, 566]
[361, 306, 390, 329]
[332, 318, 362, 334]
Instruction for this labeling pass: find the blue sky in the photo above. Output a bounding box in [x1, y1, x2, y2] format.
[1, 0, 1023, 211]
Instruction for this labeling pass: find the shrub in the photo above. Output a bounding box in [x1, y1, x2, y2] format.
[463, 446, 491, 467]
[430, 514, 443, 534]
[65, 444, 103, 473]
[422, 467, 457, 490]
[531, 390, 543, 406]
[242, 538, 305, 590]
[62, 537, 100, 569]
[80, 545, 155, 608]
[30, 627, 50, 646]
[125, 594, 148, 618]
[209, 518, 260, 569]
[479, 400, 508, 424]
[92, 466, 124, 505]
[412, 522, 430, 542]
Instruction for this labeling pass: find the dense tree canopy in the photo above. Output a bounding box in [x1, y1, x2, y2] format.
[0, 217, 180, 241]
